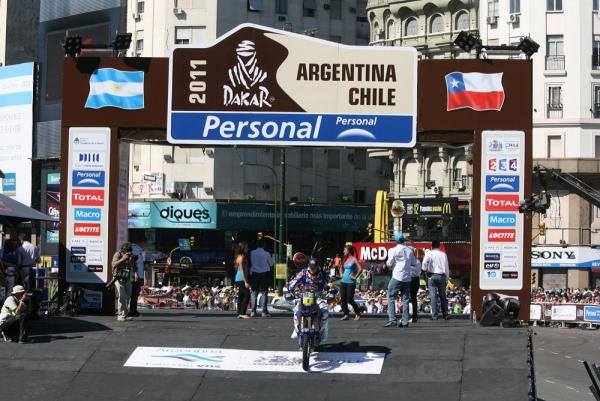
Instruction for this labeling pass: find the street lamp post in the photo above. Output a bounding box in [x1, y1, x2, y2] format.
[239, 161, 279, 262]
[278, 149, 286, 295]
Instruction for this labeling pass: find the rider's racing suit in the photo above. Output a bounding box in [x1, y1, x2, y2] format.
[288, 267, 330, 343]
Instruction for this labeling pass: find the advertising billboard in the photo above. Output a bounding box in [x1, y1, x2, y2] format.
[65, 127, 111, 284]
[128, 201, 217, 229]
[168, 24, 417, 148]
[479, 131, 525, 290]
[46, 173, 60, 244]
[0, 62, 34, 205]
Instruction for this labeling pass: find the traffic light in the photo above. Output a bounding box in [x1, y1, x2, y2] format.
[189, 236, 196, 248]
[531, 271, 537, 286]
[538, 223, 546, 236]
[367, 223, 374, 237]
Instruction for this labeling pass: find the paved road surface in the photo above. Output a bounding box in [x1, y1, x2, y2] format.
[534, 326, 599, 401]
[0, 311, 530, 401]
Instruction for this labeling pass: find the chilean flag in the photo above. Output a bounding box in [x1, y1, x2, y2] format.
[445, 72, 505, 111]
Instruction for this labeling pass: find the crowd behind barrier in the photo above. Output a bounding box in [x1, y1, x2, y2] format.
[530, 287, 600, 327]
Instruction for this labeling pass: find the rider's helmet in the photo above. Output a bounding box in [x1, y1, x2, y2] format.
[293, 252, 308, 268]
[308, 258, 318, 271]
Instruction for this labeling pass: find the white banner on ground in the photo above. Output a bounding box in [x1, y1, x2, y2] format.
[550, 305, 577, 321]
[124, 347, 385, 375]
[529, 304, 542, 321]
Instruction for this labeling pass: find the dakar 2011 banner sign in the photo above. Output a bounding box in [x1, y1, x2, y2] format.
[167, 24, 417, 148]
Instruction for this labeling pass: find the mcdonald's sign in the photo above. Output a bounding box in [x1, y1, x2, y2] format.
[402, 198, 458, 217]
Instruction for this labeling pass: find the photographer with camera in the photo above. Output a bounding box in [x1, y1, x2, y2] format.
[0, 285, 31, 343]
[111, 243, 136, 322]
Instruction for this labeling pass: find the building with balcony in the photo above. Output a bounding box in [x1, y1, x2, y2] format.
[480, 0, 600, 289]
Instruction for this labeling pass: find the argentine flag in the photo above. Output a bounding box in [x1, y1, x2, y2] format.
[85, 68, 144, 110]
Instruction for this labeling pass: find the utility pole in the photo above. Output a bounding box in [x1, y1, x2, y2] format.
[278, 148, 286, 294]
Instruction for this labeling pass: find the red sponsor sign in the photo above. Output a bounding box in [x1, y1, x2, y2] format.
[487, 229, 516, 242]
[485, 194, 519, 211]
[72, 189, 104, 206]
[74, 223, 101, 236]
[352, 242, 446, 263]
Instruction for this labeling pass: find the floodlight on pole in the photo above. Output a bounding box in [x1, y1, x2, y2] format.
[63, 36, 83, 57]
[453, 30, 481, 53]
[113, 33, 132, 51]
[517, 36, 540, 59]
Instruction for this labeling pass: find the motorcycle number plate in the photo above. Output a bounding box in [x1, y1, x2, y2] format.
[302, 293, 315, 306]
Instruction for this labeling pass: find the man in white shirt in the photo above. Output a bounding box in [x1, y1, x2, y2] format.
[16, 234, 40, 291]
[250, 239, 274, 317]
[422, 240, 450, 320]
[0, 285, 30, 343]
[385, 232, 417, 328]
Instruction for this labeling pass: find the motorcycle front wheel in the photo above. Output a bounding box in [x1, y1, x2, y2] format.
[302, 334, 312, 371]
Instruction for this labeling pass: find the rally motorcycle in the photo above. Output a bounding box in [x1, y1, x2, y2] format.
[297, 289, 322, 371]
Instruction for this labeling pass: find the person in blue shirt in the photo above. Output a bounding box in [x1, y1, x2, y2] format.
[337, 245, 363, 321]
[233, 242, 251, 319]
[288, 257, 330, 342]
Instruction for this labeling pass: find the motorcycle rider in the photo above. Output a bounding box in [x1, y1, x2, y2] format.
[288, 257, 331, 343]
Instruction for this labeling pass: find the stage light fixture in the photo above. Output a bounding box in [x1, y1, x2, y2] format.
[63, 36, 83, 56]
[517, 36, 540, 59]
[453, 30, 481, 53]
[113, 33, 132, 51]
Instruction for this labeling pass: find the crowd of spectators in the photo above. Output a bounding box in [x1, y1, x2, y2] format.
[530, 287, 600, 304]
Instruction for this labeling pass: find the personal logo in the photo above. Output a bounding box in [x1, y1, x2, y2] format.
[72, 189, 105, 206]
[72, 170, 105, 188]
[74, 208, 102, 222]
[73, 152, 105, 169]
[485, 195, 519, 211]
[151, 353, 225, 363]
[488, 213, 517, 227]
[485, 176, 519, 192]
[488, 229, 516, 242]
[74, 223, 101, 237]
[223, 40, 271, 108]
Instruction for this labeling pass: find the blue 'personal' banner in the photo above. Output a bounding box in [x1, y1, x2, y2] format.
[169, 112, 414, 147]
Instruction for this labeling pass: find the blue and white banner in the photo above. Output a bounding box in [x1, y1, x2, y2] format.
[531, 246, 600, 268]
[584, 306, 600, 322]
[85, 68, 144, 110]
[169, 112, 414, 147]
[0, 62, 34, 206]
[485, 175, 519, 193]
[72, 170, 105, 187]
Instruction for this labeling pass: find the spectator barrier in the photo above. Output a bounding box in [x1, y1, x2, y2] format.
[530, 302, 600, 327]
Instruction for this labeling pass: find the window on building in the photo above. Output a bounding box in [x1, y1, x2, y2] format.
[353, 149, 367, 170]
[387, 19, 396, 39]
[547, 135, 562, 158]
[330, 0, 342, 19]
[488, 0, 499, 17]
[430, 15, 444, 33]
[594, 36, 600, 69]
[547, 0, 562, 12]
[136, 39, 144, 52]
[456, 12, 469, 30]
[373, 22, 380, 40]
[327, 186, 340, 203]
[248, 0, 262, 11]
[137, 1, 145, 13]
[301, 148, 313, 168]
[275, 0, 287, 14]
[595, 136, 600, 157]
[595, 0, 599, 11]
[303, 0, 316, 17]
[353, 189, 366, 204]
[328, 149, 340, 169]
[593, 86, 600, 118]
[300, 185, 313, 201]
[406, 18, 419, 36]
[510, 0, 520, 13]
[547, 86, 563, 118]
[546, 35, 564, 70]
[175, 26, 207, 45]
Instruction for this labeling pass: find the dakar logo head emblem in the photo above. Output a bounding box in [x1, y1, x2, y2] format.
[223, 40, 272, 108]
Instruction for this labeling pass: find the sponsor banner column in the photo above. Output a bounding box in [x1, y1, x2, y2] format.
[480, 131, 525, 290]
[66, 127, 111, 283]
